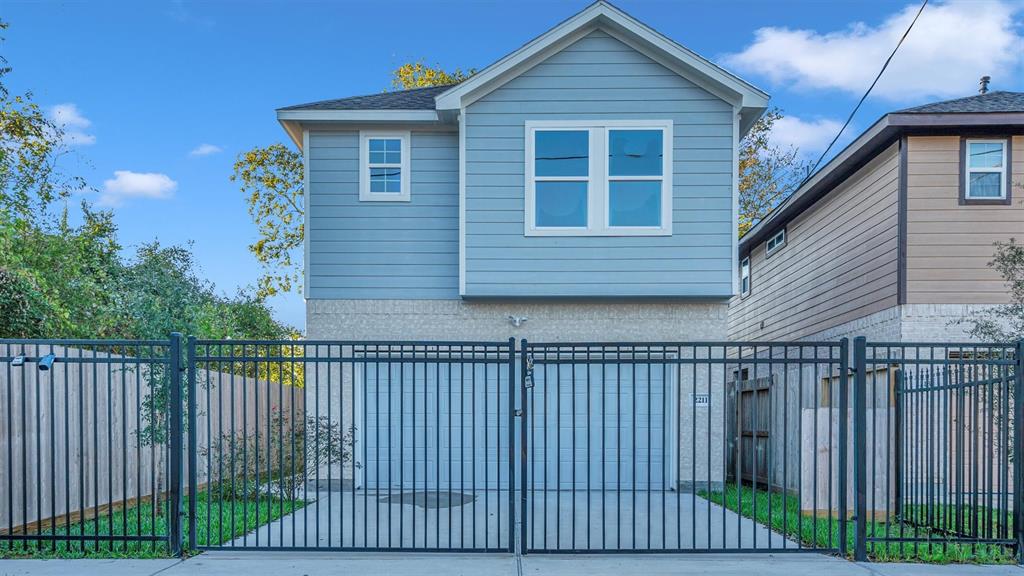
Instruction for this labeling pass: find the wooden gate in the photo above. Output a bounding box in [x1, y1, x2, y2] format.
[732, 375, 773, 487]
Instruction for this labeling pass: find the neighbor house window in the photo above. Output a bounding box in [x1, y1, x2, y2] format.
[765, 228, 786, 257]
[740, 257, 750, 297]
[525, 120, 672, 236]
[360, 131, 410, 202]
[964, 139, 1008, 202]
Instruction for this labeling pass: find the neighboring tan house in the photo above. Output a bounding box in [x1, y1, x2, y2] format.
[274, 1, 767, 492]
[276, 1, 767, 345]
[730, 90, 1024, 343]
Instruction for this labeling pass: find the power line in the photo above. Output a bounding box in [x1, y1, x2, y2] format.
[799, 0, 929, 186]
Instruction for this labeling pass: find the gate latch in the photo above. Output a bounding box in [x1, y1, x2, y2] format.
[524, 355, 535, 389]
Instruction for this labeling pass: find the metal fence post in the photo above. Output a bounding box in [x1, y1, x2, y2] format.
[1015, 339, 1024, 564]
[168, 332, 184, 557]
[892, 369, 903, 523]
[838, 337, 850, 556]
[853, 336, 868, 562]
[186, 336, 197, 551]
[507, 337, 516, 553]
[519, 338, 529, 555]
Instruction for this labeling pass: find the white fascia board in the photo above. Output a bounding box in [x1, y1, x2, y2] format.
[434, 1, 768, 113]
[279, 119, 304, 150]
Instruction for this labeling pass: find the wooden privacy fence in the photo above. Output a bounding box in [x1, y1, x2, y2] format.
[0, 340, 301, 537]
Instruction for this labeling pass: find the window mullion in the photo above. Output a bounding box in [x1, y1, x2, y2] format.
[591, 128, 605, 233]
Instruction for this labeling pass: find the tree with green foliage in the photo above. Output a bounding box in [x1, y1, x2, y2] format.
[738, 109, 811, 238]
[232, 62, 474, 297]
[0, 21, 86, 227]
[230, 144, 304, 298]
[964, 237, 1024, 342]
[0, 19, 295, 341]
[390, 61, 474, 90]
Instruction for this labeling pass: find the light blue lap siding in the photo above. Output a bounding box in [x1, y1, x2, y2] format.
[464, 29, 735, 298]
[307, 131, 459, 299]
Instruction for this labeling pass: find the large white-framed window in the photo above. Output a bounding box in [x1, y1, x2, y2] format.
[525, 120, 672, 236]
[964, 139, 1007, 201]
[739, 256, 750, 297]
[359, 130, 411, 202]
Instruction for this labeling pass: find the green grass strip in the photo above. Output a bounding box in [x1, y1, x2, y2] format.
[0, 490, 305, 559]
[700, 485, 1014, 564]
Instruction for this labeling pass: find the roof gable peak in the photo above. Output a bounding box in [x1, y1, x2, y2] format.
[434, 0, 768, 134]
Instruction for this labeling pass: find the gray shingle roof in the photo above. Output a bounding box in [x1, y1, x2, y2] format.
[278, 84, 457, 111]
[896, 91, 1024, 114]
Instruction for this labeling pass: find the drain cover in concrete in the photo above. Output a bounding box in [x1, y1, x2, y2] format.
[378, 491, 476, 509]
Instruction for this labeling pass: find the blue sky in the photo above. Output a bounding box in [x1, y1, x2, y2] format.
[5, 0, 1023, 330]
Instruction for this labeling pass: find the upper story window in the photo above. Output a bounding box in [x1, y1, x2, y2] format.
[765, 228, 786, 257]
[963, 139, 1009, 203]
[740, 257, 750, 297]
[525, 120, 672, 236]
[360, 131, 410, 202]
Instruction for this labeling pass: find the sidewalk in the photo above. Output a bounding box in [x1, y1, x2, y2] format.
[0, 552, 1021, 576]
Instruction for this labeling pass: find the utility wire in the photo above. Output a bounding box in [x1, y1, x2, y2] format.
[799, 0, 929, 187]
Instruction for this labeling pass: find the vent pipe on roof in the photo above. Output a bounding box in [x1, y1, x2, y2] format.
[979, 76, 991, 94]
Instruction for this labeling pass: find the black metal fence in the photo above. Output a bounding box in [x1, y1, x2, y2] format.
[521, 340, 849, 554]
[856, 338, 1022, 561]
[0, 336, 182, 556]
[0, 335, 1021, 562]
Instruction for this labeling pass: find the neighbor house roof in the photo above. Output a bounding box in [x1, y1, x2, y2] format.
[896, 91, 1024, 114]
[278, 84, 457, 111]
[739, 91, 1024, 255]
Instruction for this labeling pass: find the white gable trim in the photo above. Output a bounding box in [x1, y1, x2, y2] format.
[435, 1, 767, 119]
[458, 109, 466, 296]
[302, 128, 311, 299]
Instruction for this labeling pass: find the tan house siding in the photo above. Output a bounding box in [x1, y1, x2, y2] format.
[905, 135, 1024, 305]
[729, 143, 900, 342]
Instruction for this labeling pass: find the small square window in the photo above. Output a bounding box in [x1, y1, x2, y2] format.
[361, 132, 410, 202]
[964, 139, 1007, 202]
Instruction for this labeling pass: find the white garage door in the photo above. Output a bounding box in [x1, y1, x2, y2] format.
[527, 362, 676, 491]
[357, 357, 677, 492]
[358, 360, 513, 490]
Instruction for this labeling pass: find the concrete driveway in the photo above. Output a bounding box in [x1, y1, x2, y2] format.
[219, 488, 794, 551]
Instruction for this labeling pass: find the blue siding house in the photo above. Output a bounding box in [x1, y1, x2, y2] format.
[277, 1, 768, 343]
[275, 0, 768, 496]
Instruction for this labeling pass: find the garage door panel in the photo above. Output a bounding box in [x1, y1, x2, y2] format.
[361, 359, 512, 490]
[528, 362, 676, 491]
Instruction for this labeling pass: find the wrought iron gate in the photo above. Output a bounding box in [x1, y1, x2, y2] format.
[187, 339, 516, 552]
[520, 340, 849, 554]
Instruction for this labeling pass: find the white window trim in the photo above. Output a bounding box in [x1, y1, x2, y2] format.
[359, 130, 411, 202]
[524, 119, 673, 237]
[765, 228, 786, 257]
[740, 256, 750, 298]
[964, 139, 1007, 200]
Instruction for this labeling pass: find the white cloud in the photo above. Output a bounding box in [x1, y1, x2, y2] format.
[724, 1, 1024, 101]
[770, 116, 845, 156]
[189, 143, 223, 157]
[47, 103, 96, 145]
[100, 170, 177, 207]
